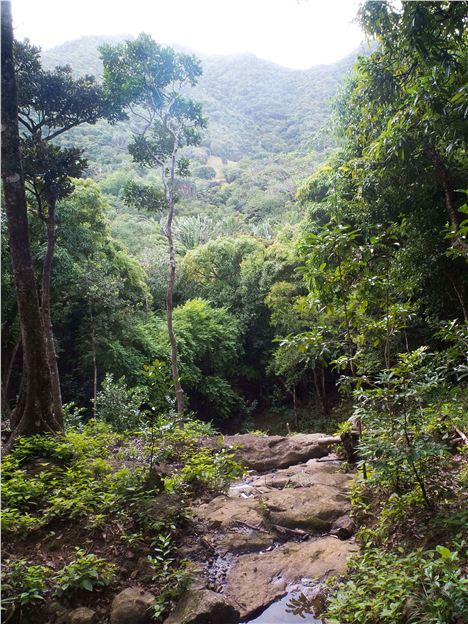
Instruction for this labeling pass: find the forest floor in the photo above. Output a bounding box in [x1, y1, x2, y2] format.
[2, 425, 355, 624]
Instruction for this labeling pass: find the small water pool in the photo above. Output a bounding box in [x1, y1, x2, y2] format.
[242, 593, 322, 624]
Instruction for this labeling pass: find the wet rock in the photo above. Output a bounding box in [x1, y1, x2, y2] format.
[224, 536, 357, 618]
[110, 587, 155, 624]
[68, 607, 96, 624]
[262, 484, 351, 531]
[163, 589, 239, 624]
[222, 434, 336, 472]
[331, 514, 355, 539]
[217, 530, 276, 554]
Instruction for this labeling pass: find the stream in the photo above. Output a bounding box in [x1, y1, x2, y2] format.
[183, 434, 357, 623]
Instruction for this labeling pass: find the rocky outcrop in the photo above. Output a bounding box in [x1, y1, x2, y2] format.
[193, 458, 352, 546]
[163, 589, 239, 624]
[110, 587, 155, 624]
[224, 536, 357, 618]
[222, 433, 338, 472]
[169, 443, 356, 623]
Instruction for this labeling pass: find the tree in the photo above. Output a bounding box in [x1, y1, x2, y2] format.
[14, 38, 125, 425]
[101, 34, 207, 415]
[1, 1, 56, 447]
[150, 298, 243, 422]
[345, 1, 468, 255]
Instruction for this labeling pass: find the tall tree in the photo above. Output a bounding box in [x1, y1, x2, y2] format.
[1, 1, 56, 447]
[13, 39, 125, 423]
[101, 34, 206, 415]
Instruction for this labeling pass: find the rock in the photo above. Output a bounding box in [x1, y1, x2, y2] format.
[46, 601, 69, 624]
[248, 457, 352, 490]
[110, 587, 155, 624]
[194, 496, 265, 530]
[222, 434, 335, 472]
[224, 536, 357, 618]
[262, 484, 351, 531]
[217, 530, 276, 554]
[163, 589, 239, 624]
[140, 493, 183, 522]
[68, 607, 96, 624]
[331, 514, 355, 539]
[133, 556, 156, 582]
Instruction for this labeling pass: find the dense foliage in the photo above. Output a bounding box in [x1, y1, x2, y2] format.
[2, 1, 467, 622]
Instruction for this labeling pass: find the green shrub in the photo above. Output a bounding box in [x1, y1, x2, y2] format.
[167, 446, 244, 493]
[53, 549, 116, 595]
[2, 559, 50, 608]
[325, 545, 467, 624]
[94, 373, 148, 431]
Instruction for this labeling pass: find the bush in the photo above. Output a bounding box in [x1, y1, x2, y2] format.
[325, 544, 467, 624]
[94, 374, 148, 431]
[53, 548, 116, 595]
[2, 559, 50, 608]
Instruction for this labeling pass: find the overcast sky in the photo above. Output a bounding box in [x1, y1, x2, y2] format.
[11, 0, 365, 70]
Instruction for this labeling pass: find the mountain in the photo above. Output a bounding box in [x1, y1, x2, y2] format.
[42, 36, 358, 162]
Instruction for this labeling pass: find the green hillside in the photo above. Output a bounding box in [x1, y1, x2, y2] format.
[42, 35, 357, 161]
[40, 35, 361, 252]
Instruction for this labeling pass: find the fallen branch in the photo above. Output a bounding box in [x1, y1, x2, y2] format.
[316, 436, 341, 445]
[272, 524, 309, 539]
[454, 426, 468, 446]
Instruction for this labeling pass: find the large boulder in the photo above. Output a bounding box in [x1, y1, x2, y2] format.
[224, 536, 357, 618]
[222, 434, 337, 472]
[163, 589, 239, 624]
[110, 587, 155, 624]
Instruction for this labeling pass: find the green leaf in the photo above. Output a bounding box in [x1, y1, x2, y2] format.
[81, 579, 94, 591]
[435, 545, 452, 559]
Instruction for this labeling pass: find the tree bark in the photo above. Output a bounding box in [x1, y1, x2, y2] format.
[1, 1, 59, 450]
[165, 151, 184, 416]
[41, 199, 64, 427]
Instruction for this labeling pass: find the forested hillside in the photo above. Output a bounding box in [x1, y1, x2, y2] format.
[2, 2, 467, 623]
[40, 36, 359, 248]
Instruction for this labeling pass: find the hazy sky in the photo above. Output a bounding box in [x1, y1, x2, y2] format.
[11, 0, 365, 69]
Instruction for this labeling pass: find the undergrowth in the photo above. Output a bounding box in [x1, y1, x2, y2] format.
[1, 416, 243, 622]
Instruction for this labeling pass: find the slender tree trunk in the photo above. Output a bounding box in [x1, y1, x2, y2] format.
[1, 1, 58, 450]
[41, 200, 64, 427]
[2, 338, 21, 421]
[90, 312, 98, 419]
[164, 150, 184, 416]
[430, 150, 468, 255]
[313, 369, 327, 415]
[445, 270, 468, 323]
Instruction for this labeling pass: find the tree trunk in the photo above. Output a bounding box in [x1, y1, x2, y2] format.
[1, 1, 59, 450]
[2, 338, 21, 421]
[165, 152, 184, 416]
[41, 200, 64, 427]
[90, 313, 98, 419]
[430, 150, 468, 255]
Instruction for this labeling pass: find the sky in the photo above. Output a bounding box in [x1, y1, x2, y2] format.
[11, 0, 365, 70]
